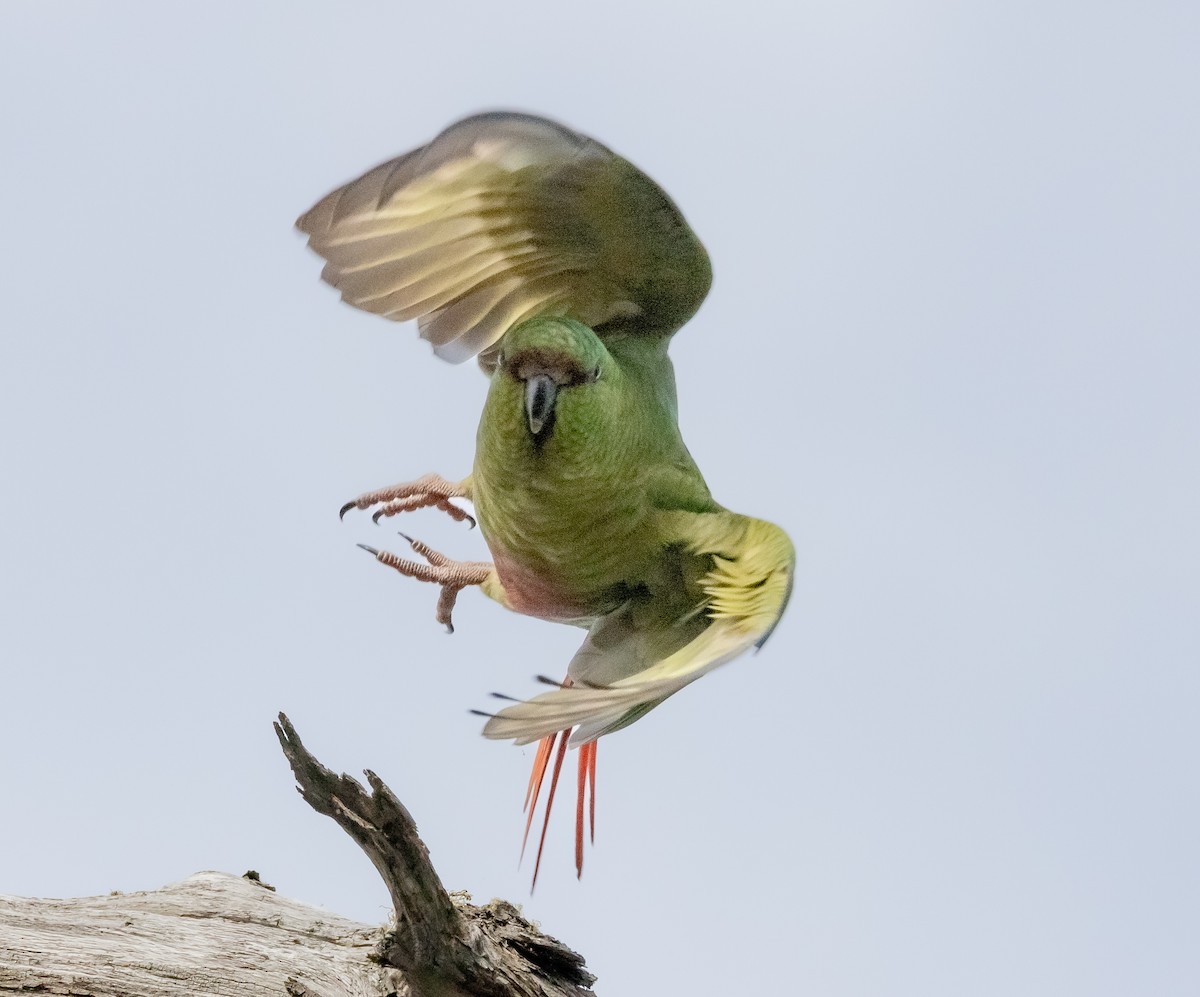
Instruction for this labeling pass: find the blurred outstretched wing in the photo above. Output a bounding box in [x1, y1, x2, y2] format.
[482, 514, 794, 747]
[297, 111, 712, 365]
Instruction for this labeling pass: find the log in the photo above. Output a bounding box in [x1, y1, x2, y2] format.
[0, 715, 595, 997]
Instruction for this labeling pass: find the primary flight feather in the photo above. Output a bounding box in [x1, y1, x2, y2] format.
[298, 112, 794, 886]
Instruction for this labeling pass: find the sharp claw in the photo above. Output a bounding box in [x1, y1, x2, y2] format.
[465, 512, 477, 530]
[356, 543, 380, 556]
[398, 531, 414, 545]
[444, 621, 455, 635]
[339, 501, 356, 520]
[371, 509, 385, 524]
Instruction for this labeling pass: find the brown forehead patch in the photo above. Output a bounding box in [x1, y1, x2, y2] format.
[508, 347, 592, 385]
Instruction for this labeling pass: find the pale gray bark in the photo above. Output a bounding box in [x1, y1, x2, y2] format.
[0, 870, 394, 997]
[0, 715, 595, 997]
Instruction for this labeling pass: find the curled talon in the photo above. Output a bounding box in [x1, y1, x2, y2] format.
[338, 473, 474, 528]
[356, 533, 492, 632]
[371, 496, 475, 528]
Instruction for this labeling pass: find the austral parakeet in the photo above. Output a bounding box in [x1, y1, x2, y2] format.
[298, 113, 795, 884]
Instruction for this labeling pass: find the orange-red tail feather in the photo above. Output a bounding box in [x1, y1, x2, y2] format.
[574, 739, 598, 877]
[520, 678, 601, 889]
[575, 742, 587, 877]
[520, 733, 555, 863]
[530, 730, 570, 890]
[587, 739, 597, 844]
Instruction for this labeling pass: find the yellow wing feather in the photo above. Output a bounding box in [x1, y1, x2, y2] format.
[482, 515, 794, 747]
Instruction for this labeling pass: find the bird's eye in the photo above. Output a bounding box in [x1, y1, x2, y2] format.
[590, 366, 601, 383]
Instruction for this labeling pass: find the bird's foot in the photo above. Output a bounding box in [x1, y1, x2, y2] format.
[339, 473, 475, 528]
[357, 534, 492, 633]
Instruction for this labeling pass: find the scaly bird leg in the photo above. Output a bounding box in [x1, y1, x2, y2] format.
[339, 473, 475, 527]
[357, 533, 494, 634]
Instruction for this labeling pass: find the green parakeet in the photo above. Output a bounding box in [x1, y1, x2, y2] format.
[298, 112, 795, 884]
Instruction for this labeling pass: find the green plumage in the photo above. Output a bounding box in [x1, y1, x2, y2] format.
[473, 321, 716, 623]
[298, 111, 795, 747]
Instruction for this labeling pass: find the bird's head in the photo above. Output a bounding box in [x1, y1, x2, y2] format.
[492, 317, 616, 445]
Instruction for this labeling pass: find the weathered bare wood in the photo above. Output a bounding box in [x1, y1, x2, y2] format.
[0, 870, 395, 997]
[0, 716, 595, 997]
[274, 714, 594, 997]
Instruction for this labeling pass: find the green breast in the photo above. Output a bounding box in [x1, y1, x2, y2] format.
[473, 397, 656, 617]
[471, 333, 716, 620]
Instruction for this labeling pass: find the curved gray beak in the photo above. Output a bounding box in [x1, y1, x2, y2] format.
[524, 374, 557, 436]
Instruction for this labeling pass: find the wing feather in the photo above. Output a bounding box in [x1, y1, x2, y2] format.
[482, 515, 795, 747]
[297, 111, 711, 363]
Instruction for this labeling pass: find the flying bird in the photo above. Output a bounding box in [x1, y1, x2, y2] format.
[297, 112, 795, 885]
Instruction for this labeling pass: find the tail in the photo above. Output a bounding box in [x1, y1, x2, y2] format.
[522, 727, 597, 891]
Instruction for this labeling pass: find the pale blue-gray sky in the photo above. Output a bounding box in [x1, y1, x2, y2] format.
[2, 3, 1197, 994]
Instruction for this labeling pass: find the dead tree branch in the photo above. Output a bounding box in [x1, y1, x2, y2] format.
[0, 715, 595, 997]
[274, 713, 594, 997]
